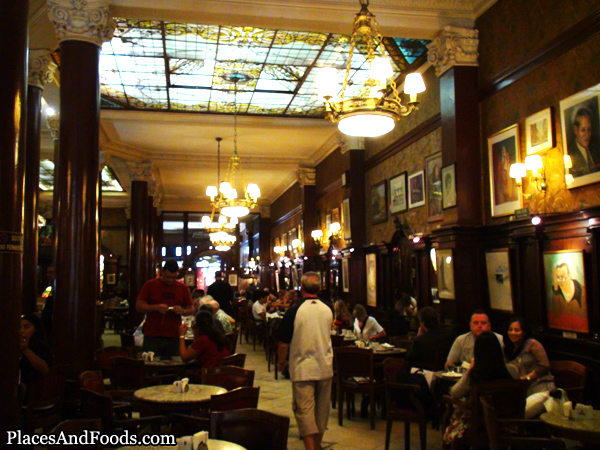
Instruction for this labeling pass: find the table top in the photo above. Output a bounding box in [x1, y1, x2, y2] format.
[134, 384, 226, 403]
[434, 370, 464, 381]
[144, 359, 186, 367]
[118, 438, 246, 450]
[541, 410, 600, 435]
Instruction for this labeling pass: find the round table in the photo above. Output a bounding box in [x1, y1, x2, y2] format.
[134, 384, 226, 415]
[118, 438, 246, 450]
[541, 410, 600, 446]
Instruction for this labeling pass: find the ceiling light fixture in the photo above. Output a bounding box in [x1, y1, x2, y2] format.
[318, 0, 425, 137]
[206, 86, 260, 218]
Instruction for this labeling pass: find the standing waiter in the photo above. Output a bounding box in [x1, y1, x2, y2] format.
[207, 271, 234, 316]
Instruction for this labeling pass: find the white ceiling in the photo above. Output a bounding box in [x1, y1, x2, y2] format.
[30, 0, 497, 213]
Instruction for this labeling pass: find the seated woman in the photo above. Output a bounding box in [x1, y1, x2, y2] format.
[333, 299, 353, 331]
[20, 314, 53, 387]
[444, 331, 518, 445]
[178, 310, 230, 368]
[352, 304, 386, 341]
[505, 316, 555, 418]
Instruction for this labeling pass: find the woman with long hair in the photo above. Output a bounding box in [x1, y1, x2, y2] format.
[178, 310, 230, 368]
[504, 316, 555, 418]
[444, 332, 518, 445]
[20, 314, 53, 386]
[333, 299, 352, 331]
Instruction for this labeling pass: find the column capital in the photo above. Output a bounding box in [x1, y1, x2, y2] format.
[258, 205, 271, 218]
[427, 26, 479, 77]
[46, 113, 60, 139]
[99, 150, 109, 170]
[297, 168, 316, 186]
[47, 0, 115, 47]
[338, 133, 365, 154]
[28, 52, 57, 89]
[128, 162, 154, 182]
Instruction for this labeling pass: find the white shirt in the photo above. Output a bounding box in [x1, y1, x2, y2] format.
[252, 300, 265, 321]
[354, 316, 383, 340]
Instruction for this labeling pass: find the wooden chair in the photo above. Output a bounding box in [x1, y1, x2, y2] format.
[110, 356, 175, 390]
[168, 413, 210, 437]
[80, 388, 164, 436]
[209, 386, 260, 412]
[334, 346, 384, 430]
[79, 370, 106, 394]
[200, 366, 255, 391]
[120, 332, 142, 357]
[96, 346, 131, 380]
[442, 378, 529, 450]
[210, 408, 290, 450]
[480, 395, 565, 450]
[219, 353, 246, 368]
[224, 331, 238, 354]
[21, 371, 66, 433]
[48, 419, 102, 450]
[266, 318, 281, 379]
[549, 360, 587, 404]
[79, 370, 133, 414]
[383, 357, 436, 450]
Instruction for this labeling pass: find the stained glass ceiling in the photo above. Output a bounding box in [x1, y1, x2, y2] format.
[99, 18, 429, 117]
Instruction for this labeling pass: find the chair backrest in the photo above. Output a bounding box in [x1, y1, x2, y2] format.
[79, 370, 106, 394]
[80, 388, 115, 434]
[49, 419, 102, 450]
[550, 360, 587, 402]
[96, 346, 131, 377]
[210, 408, 290, 450]
[24, 372, 66, 428]
[110, 356, 146, 390]
[219, 353, 246, 368]
[331, 334, 345, 348]
[479, 395, 504, 450]
[334, 347, 374, 379]
[224, 333, 239, 354]
[201, 366, 255, 391]
[210, 386, 260, 412]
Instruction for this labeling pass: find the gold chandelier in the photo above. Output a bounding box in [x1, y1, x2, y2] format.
[200, 210, 238, 252]
[206, 88, 260, 218]
[318, 0, 426, 138]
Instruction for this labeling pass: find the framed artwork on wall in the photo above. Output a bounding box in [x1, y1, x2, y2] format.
[560, 82, 600, 189]
[332, 207, 340, 224]
[525, 107, 554, 155]
[543, 250, 589, 333]
[426, 152, 443, 221]
[408, 171, 425, 209]
[442, 163, 457, 209]
[389, 172, 408, 214]
[371, 181, 388, 224]
[325, 214, 331, 230]
[436, 249, 455, 299]
[342, 198, 351, 240]
[488, 124, 521, 217]
[342, 258, 349, 293]
[107, 273, 116, 285]
[485, 249, 514, 312]
[366, 253, 377, 307]
[228, 273, 238, 287]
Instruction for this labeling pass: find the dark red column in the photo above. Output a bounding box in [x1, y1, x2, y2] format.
[52, 40, 101, 373]
[129, 179, 149, 318]
[147, 196, 155, 279]
[0, 0, 28, 433]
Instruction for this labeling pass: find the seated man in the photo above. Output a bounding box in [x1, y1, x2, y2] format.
[208, 299, 235, 334]
[445, 309, 503, 370]
[252, 289, 269, 327]
[406, 307, 455, 370]
[353, 304, 386, 341]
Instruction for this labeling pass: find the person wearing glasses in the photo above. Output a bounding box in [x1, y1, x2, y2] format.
[549, 262, 588, 332]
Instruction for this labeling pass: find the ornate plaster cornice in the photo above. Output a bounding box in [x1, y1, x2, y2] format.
[297, 168, 316, 186]
[46, 113, 60, 139]
[427, 26, 479, 77]
[28, 52, 57, 89]
[128, 161, 154, 183]
[47, 0, 115, 47]
[338, 133, 365, 154]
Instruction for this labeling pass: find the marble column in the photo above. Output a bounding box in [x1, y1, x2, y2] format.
[0, 0, 29, 432]
[23, 54, 57, 314]
[48, 0, 114, 372]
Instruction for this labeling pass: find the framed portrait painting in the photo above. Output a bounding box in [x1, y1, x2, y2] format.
[332, 207, 340, 224]
[543, 250, 589, 333]
[485, 249, 514, 312]
[525, 107, 554, 155]
[560, 83, 600, 189]
[389, 172, 408, 214]
[106, 273, 116, 285]
[342, 258, 349, 293]
[366, 253, 377, 307]
[426, 153, 443, 221]
[436, 249, 455, 299]
[488, 125, 521, 217]
[442, 163, 457, 209]
[408, 171, 425, 209]
[342, 198, 352, 240]
[228, 273, 238, 287]
[371, 181, 388, 224]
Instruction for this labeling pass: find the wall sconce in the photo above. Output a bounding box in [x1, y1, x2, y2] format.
[564, 155, 574, 186]
[328, 222, 342, 239]
[273, 245, 284, 255]
[410, 233, 422, 243]
[311, 229, 323, 245]
[291, 238, 302, 252]
[510, 155, 546, 198]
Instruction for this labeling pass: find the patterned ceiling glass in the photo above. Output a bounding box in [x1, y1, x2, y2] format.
[100, 19, 429, 117]
[39, 160, 124, 192]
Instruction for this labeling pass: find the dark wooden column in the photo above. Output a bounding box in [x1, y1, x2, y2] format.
[48, 1, 113, 373]
[129, 179, 150, 316]
[301, 184, 318, 257]
[346, 149, 366, 247]
[23, 55, 57, 314]
[148, 196, 156, 280]
[0, 0, 28, 432]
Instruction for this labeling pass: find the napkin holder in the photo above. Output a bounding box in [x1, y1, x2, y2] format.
[177, 436, 193, 450]
[193, 431, 209, 450]
[142, 351, 154, 362]
[173, 378, 190, 393]
[574, 404, 593, 420]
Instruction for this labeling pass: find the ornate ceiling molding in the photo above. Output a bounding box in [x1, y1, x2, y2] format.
[297, 168, 316, 186]
[427, 26, 479, 77]
[47, 0, 115, 46]
[28, 51, 57, 89]
[46, 113, 59, 139]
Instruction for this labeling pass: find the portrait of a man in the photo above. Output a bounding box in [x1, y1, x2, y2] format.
[543, 251, 588, 333]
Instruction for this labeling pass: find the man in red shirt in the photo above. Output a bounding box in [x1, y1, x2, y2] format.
[136, 260, 193, 359]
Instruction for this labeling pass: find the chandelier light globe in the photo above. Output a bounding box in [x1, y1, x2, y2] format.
[319, 0, 425, 137]
[210, 230, 236, 252]
[206, 186, 218, 198]
[221, 205, 250, 218]
[218, 215, 228, 225]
